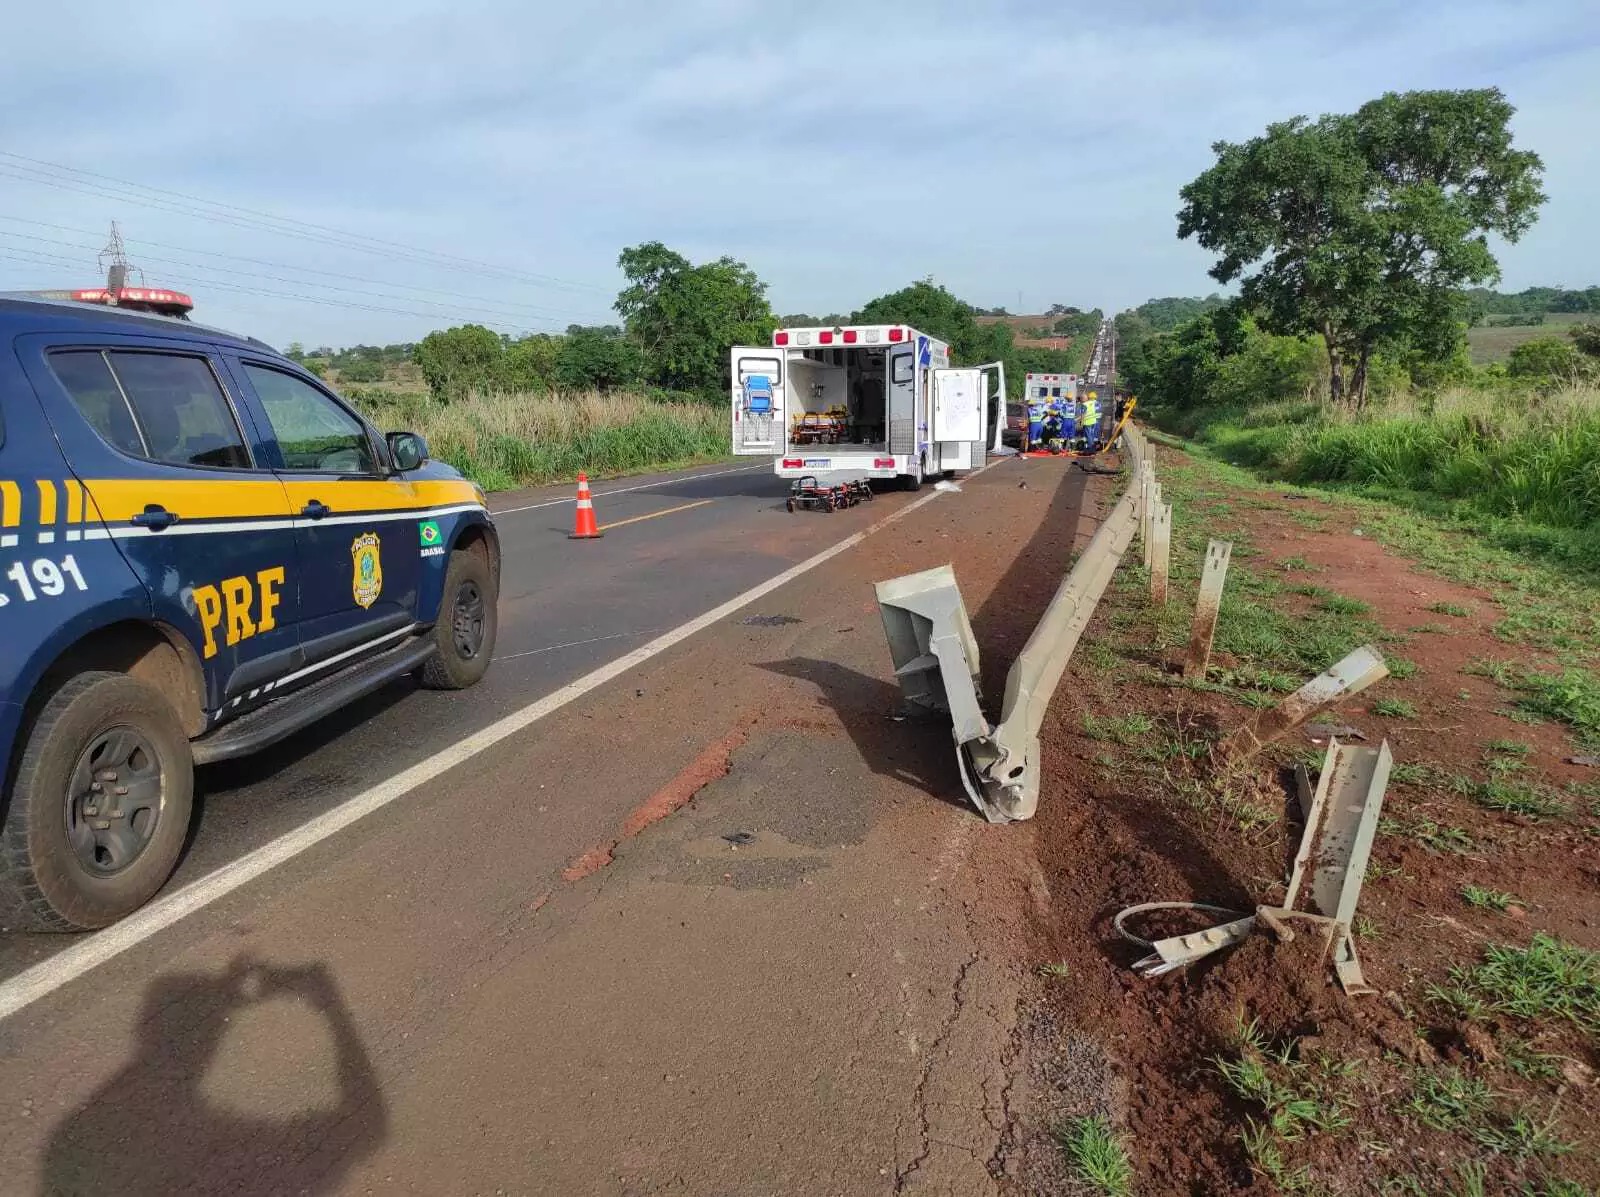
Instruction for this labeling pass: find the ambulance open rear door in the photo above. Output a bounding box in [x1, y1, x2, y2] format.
[932, 363, 1003, 472]
[730, 346, 785, 455]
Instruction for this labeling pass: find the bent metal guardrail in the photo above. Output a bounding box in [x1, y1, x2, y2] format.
[875, 426, 1152, 823]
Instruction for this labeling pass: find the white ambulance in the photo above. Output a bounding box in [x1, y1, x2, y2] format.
[730, 326, 1004, 491]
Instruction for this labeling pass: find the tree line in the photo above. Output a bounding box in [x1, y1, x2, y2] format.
[297, 245, 1094, 405]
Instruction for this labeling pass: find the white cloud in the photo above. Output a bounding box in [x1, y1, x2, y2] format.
[0, 0, 1594, 345]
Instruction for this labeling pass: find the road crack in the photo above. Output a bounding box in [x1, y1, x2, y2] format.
[894, 948, 979, 1193]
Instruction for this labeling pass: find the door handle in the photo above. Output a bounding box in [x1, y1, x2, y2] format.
[130, 505, 178, 531]
[301, 500, 331, 520]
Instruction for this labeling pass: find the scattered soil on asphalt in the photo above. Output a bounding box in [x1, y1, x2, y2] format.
[1013, 445, 1599, 1195]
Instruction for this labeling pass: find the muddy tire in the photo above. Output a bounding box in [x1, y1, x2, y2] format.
[419, 547, 498, 690]
[0, 672, 193, 931]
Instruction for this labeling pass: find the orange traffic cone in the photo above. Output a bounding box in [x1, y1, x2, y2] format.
[569, 471, 602, 539]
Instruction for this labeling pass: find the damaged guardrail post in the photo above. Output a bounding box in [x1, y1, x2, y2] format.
[1149, 502, 1172, 605]
[1221, 645, 1390, 762]
[1183, 540, 1232, 680]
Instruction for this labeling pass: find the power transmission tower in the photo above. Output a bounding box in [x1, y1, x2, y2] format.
[98, 221, 142, 292]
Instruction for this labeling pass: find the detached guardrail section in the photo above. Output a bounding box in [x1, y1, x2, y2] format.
[875, 425, 1154, 823]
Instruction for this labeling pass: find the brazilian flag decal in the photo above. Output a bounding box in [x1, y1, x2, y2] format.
[418, 519, 441, 547]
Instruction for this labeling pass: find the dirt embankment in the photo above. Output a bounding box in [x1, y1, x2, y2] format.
[1008, 445, 1599, 1195]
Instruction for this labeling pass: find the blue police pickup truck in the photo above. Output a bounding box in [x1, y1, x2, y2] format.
[0, 295, 501, 930]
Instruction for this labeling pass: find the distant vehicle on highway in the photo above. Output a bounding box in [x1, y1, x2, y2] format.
[1001, 401, 1028, 448]
[731, 325, 1005, 491]
[0, 294, 501, 930]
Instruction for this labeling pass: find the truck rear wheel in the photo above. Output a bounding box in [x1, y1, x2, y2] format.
[419, 547, 498, 690]
[901, 458, 923, 492]
[0, 672, 193, 931]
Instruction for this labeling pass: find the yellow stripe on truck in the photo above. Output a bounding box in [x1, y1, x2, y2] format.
[277, 478, 480, 513]
[37, 480, 57, 526]
[79, 477, 482, 523]
[0, 481, 18, 528]
[82, 479, 295, 522]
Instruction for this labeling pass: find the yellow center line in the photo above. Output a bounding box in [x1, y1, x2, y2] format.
[597, 498, 714, 532]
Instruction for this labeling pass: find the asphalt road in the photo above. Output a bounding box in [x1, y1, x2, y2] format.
[0, 459, 929, 981]
[0, 449, 1123, 1196]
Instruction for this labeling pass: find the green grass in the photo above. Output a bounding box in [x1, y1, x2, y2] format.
[1486, 739, 1531, 756]
[1057, 1115, 1134, 1196]
[1430, 934, 1600, 1030]
[1406, 1068, 1494, 1132]
[1513, 669, 1600, 749]
[1083, 712, 1156, 745]
[1428, 601, 1473, 618]
[1386, 656, 1420, 680]
[1372, 698, 1418, 718]
[1214, 1019, 1350, 1142]
[1317, 593, 1371, 616]
[1460, 885, 1517, 912]
[351, 387, 730, 491]
[1474, 778, 1568, 819]
[1382, 816, 1475, 854]
[1037, 961, 1071, 979]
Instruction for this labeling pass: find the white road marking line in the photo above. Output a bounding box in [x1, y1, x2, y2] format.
[490, 464, 766, 516]
[0, 476, 967, 1023]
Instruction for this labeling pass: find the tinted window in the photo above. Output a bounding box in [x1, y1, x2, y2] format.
[50, 351, 146, 457]
[891, 354, 913, 385]
[106, 352, 251, 469]
[245, 364, 375, 474]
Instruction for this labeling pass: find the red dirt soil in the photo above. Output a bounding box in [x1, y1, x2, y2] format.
[1015, 445, 1599, 1195]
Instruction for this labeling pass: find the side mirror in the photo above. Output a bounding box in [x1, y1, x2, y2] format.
[387, 430, 429, 471]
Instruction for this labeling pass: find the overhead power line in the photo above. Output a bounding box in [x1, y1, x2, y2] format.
[0, 214, 612, 321]
[0, 245, 530, 332]
[0, 152, 614, 295]
[0, 227, 611, 327]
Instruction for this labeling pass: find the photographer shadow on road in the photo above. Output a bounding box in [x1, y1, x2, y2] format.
[43, 957, 387, 1197]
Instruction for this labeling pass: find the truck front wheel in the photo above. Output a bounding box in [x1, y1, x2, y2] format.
[419, 547, 498, 690]
[0, 672, 194, 931]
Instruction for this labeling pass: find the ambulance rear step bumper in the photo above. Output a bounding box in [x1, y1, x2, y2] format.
[192, 636, 438, 765]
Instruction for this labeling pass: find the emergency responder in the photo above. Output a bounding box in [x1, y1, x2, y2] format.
[1040, 409, 1065, 453]
[1080, 393, 1102, 451]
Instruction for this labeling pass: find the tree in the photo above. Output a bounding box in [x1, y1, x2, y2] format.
[499, 334, 560, 392]
[413, 324, 504, 401]
[554, 325, 645, 392]
[1570, 323, 1600, 358]
[615, 242, 776, 396]
[1508, 337, 1582, 380]
[1178, 88, 1545, 407]
[337, 359, 384, 383]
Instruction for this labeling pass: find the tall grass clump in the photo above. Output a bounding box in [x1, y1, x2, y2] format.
[350, 388, 730, 490]
[1279, 385, 1600, 531]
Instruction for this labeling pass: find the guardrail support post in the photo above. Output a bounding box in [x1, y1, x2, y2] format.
[1150, 503, 1172, 604]
[1183, 540, 1232, 680]
[1221, 645, 1390, 762]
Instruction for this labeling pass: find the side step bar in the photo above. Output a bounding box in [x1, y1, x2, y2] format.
[192, 637, 437, 765]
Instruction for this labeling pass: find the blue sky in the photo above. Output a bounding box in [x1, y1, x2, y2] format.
[2, 0, 1597, 348]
